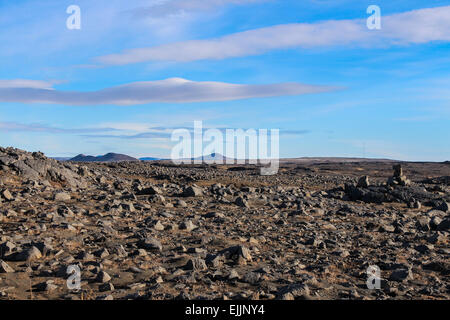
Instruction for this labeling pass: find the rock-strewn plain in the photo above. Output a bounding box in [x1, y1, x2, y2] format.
[0, 147, 449, 300]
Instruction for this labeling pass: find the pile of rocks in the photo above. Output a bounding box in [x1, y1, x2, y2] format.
[0, 147, 88, 188]
[339, 164, 441, 206]
[387, 164, 411, 186]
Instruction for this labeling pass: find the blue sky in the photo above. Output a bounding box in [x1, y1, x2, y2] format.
[0, 0, 449, 160]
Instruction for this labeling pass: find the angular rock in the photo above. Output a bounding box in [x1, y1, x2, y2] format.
[182, 186, 203, 197]
[243, 272, 261, 284]
[54, 192, 71, 201]
[437, 217, 450, 231]
[220, 245, 252, 265]
[0, 260, 15, 273]
[7, 246, 42, 262]
[137, 238, 163, 252]
[1, 189, 13, 201]
[276, 283, 310, 300]
[185, 257, 207, 271]
[357, 176, 370, 188]
[96, 271, 112, 283]
[235, 196, 249, 208]
[179, 220, 197, 232]
[435, 201, 449, 212]
[416, 218, 430, 232]
[137, 186, 162, 195]
[99, 282, 115, 292]
[389, 268, 413, 282]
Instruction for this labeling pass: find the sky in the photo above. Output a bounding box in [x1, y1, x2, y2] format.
[0, 0, 449, 160]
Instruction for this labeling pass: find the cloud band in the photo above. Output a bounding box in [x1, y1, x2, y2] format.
[97, 6, 450, 65]
[0, 78, 337, 106]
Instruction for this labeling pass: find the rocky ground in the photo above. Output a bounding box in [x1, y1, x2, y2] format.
[0, 146, 449, 300]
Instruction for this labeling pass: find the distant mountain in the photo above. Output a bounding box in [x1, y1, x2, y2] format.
[190, 153, 236, 163]
[51, 157, 72, 161]
[139, 157, 164, 161]
[70, 153, 138, 162]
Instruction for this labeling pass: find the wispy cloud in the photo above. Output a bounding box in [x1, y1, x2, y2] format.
[81, 126, 310, 140]
[97, 6, 450, 65]
[97, 122, 154, 132]
[0, 121, 120, 134]
[131, 0, 266, 19]
[282, 129, 311, 135]
[0, 79, 62, 90]
[81, 132, 171, 140]
[0, 77, 337, 106]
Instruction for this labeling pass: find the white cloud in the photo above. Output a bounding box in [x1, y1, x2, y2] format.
[97, 122, 155, 132]
[0, 79, 61, 90]
[97, 6, 450, 65]
[0, 121, 120, 134]
[132, 0, 265, 18]
[0, 77, 337, 106]
[1, 0, 253, 59]
[383, 6, 450, 44]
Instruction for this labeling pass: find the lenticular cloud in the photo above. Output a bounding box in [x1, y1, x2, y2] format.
[0, 78, 337, 106]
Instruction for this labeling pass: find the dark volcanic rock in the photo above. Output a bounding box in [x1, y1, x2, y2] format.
[0, 145, 448, 301]
[137, 238, 163, 252]
[343, 184, 439, 205]
[276, 283, 310, 300]
[182, 186, 203, 197]
[344, 184, 394, 204]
